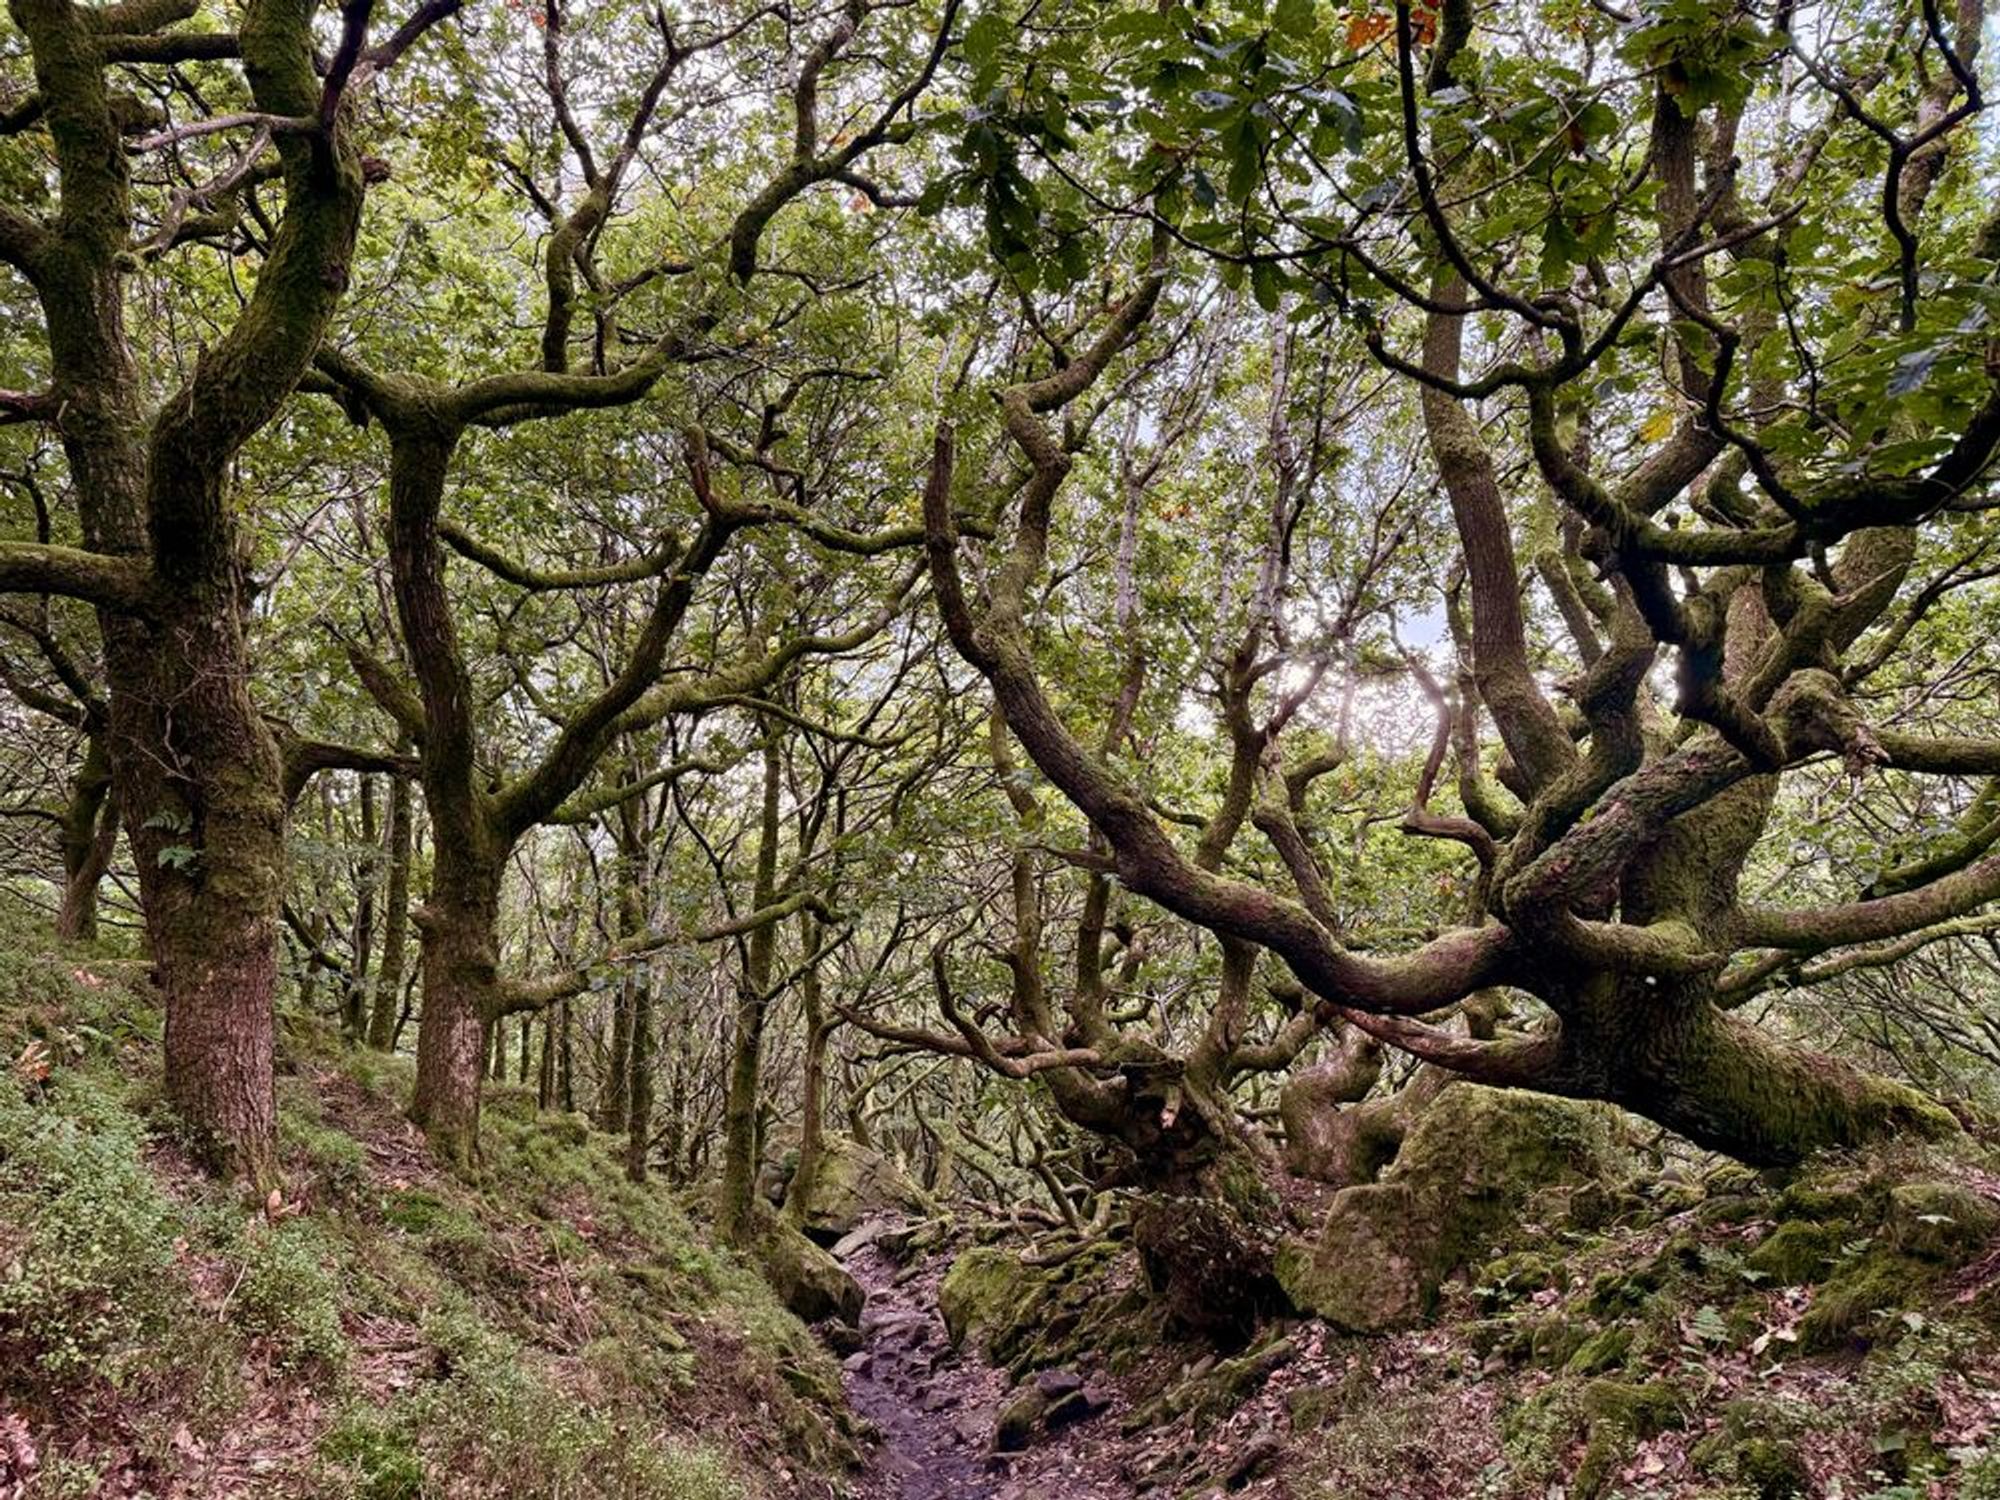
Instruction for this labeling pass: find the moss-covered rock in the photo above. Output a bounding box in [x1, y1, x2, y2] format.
[1690, 1399, 1813, 1499]
[1745, 1219, 1849, 1285]
[1884, 1181, 2000, 1263]
[1580, 1376, 1681, 1437]
[1797, 1249, 1934, 1351]
[935, 1237, 1165, 1387]
[1282, 1085, 1629, 1332]
[1571, 1379, 1684, 1499]
[748, 1212, 864, 1326]
[938, 1245, 1042, 1352]
[1275, 1183, 1427, 1332]
[771, 1135, 935, 1243]
[1562, 1324, 1633, 1376]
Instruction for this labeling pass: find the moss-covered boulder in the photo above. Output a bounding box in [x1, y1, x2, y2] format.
[1884, 1180, 2000, 1263]
[749, 1213, 864, 1326]
[939, 1245, 1040, 1352]
[1275, 1183, 1428, 1333]
[937, 1239, 1164, 1379]
[1279, 1085, 1629, 1331]
[1690, 1399, 1813, 1499]
[775, 1135, 935, 1243]
[1745, 1219, 1850, 1285]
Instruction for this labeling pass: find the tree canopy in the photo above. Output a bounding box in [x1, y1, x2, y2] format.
[2, 0, 1996, 1231]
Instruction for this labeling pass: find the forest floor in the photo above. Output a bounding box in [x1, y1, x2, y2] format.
[837, 1224, 1289, 1500]
[841, 1235, 1171, 1500]
[834, 1146, 2000, 1500]
[0, 928, 860, 1500]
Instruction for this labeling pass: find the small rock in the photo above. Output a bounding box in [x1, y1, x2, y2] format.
[1031, 1367, 1084, 1399]
[992, 1384, 1052, 1452]
[819, 1322, 864, 1356]
[1045, 1383, 1109, 1430]
[1225, 1427, 1286, 1488]
[832, 1218, 897, 1258]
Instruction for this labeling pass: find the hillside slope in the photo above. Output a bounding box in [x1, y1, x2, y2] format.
[0, 923, 856, 1499]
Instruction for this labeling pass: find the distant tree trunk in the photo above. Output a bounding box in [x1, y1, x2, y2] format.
[54, 735, 116, 942]
[601, 973, 633, 1133]
[345, 774, 378, 1042]
[538, 1009, 555, 1109]
[785, 912, 829, 1227]
[299, 781, 333, 1021]
[599, 813, 643, 1133]
[625, 968, 654, 1182]
[367, 766, 413, 1050]
[558, 997, 575, 1111]
[718, 737, 781, 1245]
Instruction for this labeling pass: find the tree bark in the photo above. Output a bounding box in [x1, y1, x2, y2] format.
[54, 734, 115, 942]
[718, 736, 781, 1245]
[409, 859, 503, 1168]
[784, 911, 829, 1226]
[345, 774, 377, 1042]
[367, 766, 413, 1050]
[625, 967, 654, 1182]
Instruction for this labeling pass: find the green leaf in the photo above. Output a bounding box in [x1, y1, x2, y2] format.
[964, 11, 1011, 74]
[1251, 260, 1282, 312]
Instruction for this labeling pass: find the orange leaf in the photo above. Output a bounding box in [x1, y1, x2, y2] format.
[1345, 11, 1391, 49]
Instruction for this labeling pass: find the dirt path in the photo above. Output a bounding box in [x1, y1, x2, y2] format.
[839, 1235, 1006, 1500]
[836, 1226, 1153, 1500]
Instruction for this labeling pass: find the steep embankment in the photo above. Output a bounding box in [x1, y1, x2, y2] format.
[0, 927, 858, 1499]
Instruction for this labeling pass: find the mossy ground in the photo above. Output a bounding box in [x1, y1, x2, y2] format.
[1275, 1145, 2000, 1499]
[0, 919, 856, 1498]
[925, 1130, 2000, 1500]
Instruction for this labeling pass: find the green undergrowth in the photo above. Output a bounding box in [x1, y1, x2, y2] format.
[1289, 1142, 2000, 1499]
[0, 917, 855, 1498]
[929, 1116, 2000, 1498]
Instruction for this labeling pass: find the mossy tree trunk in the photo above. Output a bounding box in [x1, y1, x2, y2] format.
[0, 0, 406, 1183]
[366, 763, 413, 1051]
[718, 735, 782, 1246]
[410, 852, 504, 1169]
[784, 917, 831, 1227]
[54, 733, 115, 943]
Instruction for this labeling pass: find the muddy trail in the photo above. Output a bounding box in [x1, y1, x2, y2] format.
[836, 1225, 1140, 1500]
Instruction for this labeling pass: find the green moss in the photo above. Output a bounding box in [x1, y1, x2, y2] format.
[940, 1244, 1048, 1351]
[0, 1071, 185, 1383]
[1745, 1220, 1849, 1285]
[1581, 1376, 1681, 1436]
[1563, 1324, 1633, 1375]
[1285, 1086, 1628, 1334]
[319, 1409, 425, 1500]
[1798, 1250, 1938, 1352]
[227, 1216, 348, 1368]
[1777, 1182, 1873, 1223]
[1475, 1249, 1563, 1311]
[1884, 1181, 2000, 1264]
[1572, 1380, 1684, 1500]
[1690, 1400, 1815, 1500]
[779, 1133, 935, 1239]
[747, 1207, 863, 1325]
